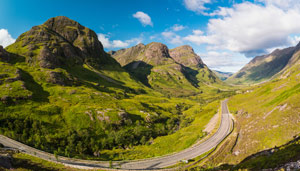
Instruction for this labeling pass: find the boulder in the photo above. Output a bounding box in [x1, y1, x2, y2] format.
[38, 46, 61, 69]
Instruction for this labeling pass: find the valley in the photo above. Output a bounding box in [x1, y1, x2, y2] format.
[1, 9, 300, 171]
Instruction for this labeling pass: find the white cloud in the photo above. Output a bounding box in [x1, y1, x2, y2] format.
[97, 33, 142, 49]
[133, 11, 153, 27]
[162, 31, 175, 39]
[172, 24, 185, 31]
[161, 31, 183, 45]
[192, 29, 204, 35]
[170, 35, 183, 44]
[183, 0, 212, 14]
[200, 51, 251, 72]
[0, 29, 15, 47]
[184, 1, 300, 57]
[149, 35, 157, 40]
[256, 0, 300, 10]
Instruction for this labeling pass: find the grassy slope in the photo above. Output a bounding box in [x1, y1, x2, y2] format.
[1, 151, 96, 171]
[0, 53, 234, 161]
[198, 57, 300, 169]
[100, 100, 220, 160]
[0, 16, 237, 162]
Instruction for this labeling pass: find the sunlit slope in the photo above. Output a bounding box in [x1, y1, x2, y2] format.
[206, 56, 300, 167]
[227, 43, 300, 85]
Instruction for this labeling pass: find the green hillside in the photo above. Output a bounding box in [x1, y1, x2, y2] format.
[191, 49, 300, 170]
[110, 43, 225, 97]
[226, 44, 300, 85]
[0, 16, 234, 161]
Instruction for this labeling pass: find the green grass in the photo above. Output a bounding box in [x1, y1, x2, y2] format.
[5, 152, 105, 171]
[0, 17, 237, 163]
[202, 60, 300, 168]
[99, 101, 220, 160]
[0, 57, 233, 161]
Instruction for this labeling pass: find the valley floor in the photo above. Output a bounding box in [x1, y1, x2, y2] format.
[0, 100, 232, 170]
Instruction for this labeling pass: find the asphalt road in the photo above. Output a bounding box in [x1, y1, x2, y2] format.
[0, 100, 233, 170]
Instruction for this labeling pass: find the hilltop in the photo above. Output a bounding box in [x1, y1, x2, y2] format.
[226, 42, 300, 84]
[110, 43, 223, 96]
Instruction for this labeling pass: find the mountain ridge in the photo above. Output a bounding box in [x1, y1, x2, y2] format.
[109, 42, 221, 96]
[226, 42, 300, 84]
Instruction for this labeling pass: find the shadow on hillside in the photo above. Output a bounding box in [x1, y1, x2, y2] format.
[124, 61, 153, 88]
[12, 157, 59, 171]
[248, 50, 293, 81]
[214, 135, 300, 171]
[2, 53, 26, 64]
[181, 65, 200, 88]
[128, 113, 143, 122]
[64, 65, 138, 94]
[19, 69, 50, 102]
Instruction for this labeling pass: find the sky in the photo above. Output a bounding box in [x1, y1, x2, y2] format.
[1, 0, 300, 72]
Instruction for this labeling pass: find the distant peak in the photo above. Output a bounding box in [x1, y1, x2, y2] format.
[44, 16, 79, 26]
[173, 45, 194, 52]
[169, 45, 204, 68]
[147, 42, 167, 47]
[136, 43, 145, 46]
[145, 42, 170, 59]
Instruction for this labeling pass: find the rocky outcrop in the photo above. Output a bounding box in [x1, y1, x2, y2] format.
[46, 71, 75, 86]
[38, 46, 61, 69]
[43, 16, 109, 66]
[9, 16, 119, 69]
[169, 45, 204, 68]
[111, 42, 174, 66]
[144, 42, 171, 65]
[0, 46, 10, 62]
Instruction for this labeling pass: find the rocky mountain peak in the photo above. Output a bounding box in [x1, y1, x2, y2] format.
[174, 45, 194, 51]
[169, 45, 204, 68]
[43, 16, 105, 58]
[7, 16, 117, 69]
[43, 16, 84, 42]
[145, 42, 170, 59]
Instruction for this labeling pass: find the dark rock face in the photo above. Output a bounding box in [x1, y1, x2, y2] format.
[0, 154, 13, 169]
[144, 42, 171, 65]
[0, 46, 10, 62]
[46, 71, 72, 86]
[43, 16, 108, 65]
[11, 16, 119, 69]
[38, 46, 61, 69]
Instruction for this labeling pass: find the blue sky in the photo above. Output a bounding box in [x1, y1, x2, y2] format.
[1, 0, 300, 72]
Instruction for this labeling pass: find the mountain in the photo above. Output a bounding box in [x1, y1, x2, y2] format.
[109, 43, 221, 96]
[213, 70, 233, 81]
[194, 44, 300, 170]
[0, 16, 233, 162]
[226, 43, 300, 84]
[6, 16, 118, 69]
[169, 45, 204, 68]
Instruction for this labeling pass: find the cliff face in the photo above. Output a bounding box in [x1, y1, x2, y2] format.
[110, 42, 220, 96]
[6, 16, 119, 69]
[169, 45, 204, 68]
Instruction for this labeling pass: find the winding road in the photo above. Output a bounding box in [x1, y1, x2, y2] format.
[0, 100, 233, 170]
